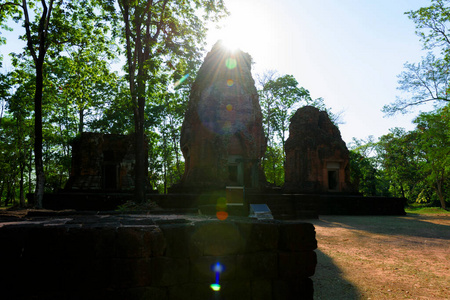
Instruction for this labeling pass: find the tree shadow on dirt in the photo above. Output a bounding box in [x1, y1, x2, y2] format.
[313, 249, 360, 300]
[313, 214, 450, 241]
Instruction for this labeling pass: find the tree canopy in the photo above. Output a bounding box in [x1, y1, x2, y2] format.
[0, 0, 227, 205]
[383, 0, 450, 115]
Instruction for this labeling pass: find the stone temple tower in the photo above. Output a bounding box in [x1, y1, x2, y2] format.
[284, 106, 356, 194]
[177, 42, 266, 191]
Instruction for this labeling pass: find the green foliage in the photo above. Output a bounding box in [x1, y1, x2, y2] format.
[405, 206, 450, 215]
[385, 0, 450, 115]
[384, 53, 450, 115]
[257, 71, 340, 186]
[263, 145, 284, 186]
[349, 138, 390, 197]
[257, 72, 311, 186]
[377, 128, 424, 200]
[353, 107, 450, 209]
[413, 106, 450, 209]
[406, 0, 450, 61]
[258, 72, 310, 146]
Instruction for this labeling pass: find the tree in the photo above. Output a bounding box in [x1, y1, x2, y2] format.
[257, 72, 310, 185]
[109, 0, 227, 202]
[383, 53, 450, 115]
[2, 0, 119, 207]
[21, 0, 53, 208]
[414, 107, 450, 209]
[407, 0, 450, 62]
[349, 136, 391, 197]
[384, 0, 450, 115]
[377, 128, 424, 199]
[257, 72, 341, 186]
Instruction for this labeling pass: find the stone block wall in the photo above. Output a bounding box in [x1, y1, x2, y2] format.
[0, 216, 317, 299]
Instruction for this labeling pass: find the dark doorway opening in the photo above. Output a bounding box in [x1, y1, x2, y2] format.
[104, 164, 117, 189]
[328, 170, 338, 191]
[228, 165, 238, 183]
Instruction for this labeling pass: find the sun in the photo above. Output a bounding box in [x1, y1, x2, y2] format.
[205, 0, 285, 75]
[216, 26, 243, 52]
[206, 1, 269, 55]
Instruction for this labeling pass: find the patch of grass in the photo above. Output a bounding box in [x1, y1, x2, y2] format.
[405, 206, 450, 215]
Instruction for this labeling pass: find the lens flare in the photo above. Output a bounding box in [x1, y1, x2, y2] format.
[216, 210, 229, 221]
[173, 73, 190, 88]
[227, 79, 234, 86]
[225, 58, 237, 69]
[211, 262, 224, 291]
[226, 104, 233, 111]
[217, 197, 227, 210]
[213, 262, 224, 273]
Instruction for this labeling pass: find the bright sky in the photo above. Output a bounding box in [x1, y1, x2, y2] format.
[205, 0, 432, 144]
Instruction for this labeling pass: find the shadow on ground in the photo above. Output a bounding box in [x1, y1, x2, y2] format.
[313, 214, 450, 241]
[313, 249, 360, 300]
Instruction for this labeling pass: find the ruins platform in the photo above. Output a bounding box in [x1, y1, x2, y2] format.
[0, 210, 317, 300]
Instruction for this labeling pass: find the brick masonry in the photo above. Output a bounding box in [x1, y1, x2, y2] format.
[0, 213, 317, 300]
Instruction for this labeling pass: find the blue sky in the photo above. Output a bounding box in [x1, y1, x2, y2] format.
[206, 0, 432, 144]
[1, 0, 433, 144]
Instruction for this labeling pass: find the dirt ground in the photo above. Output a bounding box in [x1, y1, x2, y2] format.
[310, 214, 450, 300]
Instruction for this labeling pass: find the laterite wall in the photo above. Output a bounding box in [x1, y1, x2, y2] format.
[0, 215, 317, 300]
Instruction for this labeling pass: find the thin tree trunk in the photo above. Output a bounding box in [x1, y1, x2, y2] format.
[0, 181, 4, 207]
[435, 175, 446, 210]
[34, 60, 45, 208]
[28, 147, 32, 195]
[19, 162, 25, 207]
[79, 108, 84, 134]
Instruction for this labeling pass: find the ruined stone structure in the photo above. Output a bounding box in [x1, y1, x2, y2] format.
[0, 214, 317, 299]
[284, 106, 356, 193]
[178, 42, 266, 191]
[65, 132, 147, 191]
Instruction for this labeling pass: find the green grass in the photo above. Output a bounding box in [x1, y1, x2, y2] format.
[405, 206, 450, 215]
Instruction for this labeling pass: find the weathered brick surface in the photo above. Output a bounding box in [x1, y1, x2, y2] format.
[150, 257, 190, 286]
[192, 221, 244, 256]
[168, 283, 213, 300]
[159, 223, 199, 258]
[237, 221, 279, 252]
[251, 279, 273, 300]
[235, 252, 278, 279]
[273, 278, 314, 300]
[0, 215, 316, 300]
[278, 251, 317, 279]
[278, 222, 317, 251]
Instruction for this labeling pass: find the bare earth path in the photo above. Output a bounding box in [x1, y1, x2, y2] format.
[310, 214, 450, 300]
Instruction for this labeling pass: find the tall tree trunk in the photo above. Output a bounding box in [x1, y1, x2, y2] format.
[19, 162, 25, 207]
[134, 95, 146, 202]
[435, 175, 446, 210]
[134, 12, 146, 203]
[34, 60, 45, 208]
[120, 2, 146, 203]
[0, 181, 4, 207]
[28, 147, 32, 195]
[23, 0, 53, 208]
[79, 108, 84, 134]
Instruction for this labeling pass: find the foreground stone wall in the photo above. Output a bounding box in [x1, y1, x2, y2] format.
[0, 214, 317, 299]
